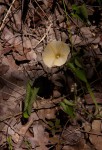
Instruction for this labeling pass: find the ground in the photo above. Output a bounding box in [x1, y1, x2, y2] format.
[0, 0, 102, 150]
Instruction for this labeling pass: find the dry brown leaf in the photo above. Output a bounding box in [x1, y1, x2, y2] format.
[33, 123, 49, 150]
[83, 122, 91, 139]
[80, 27, 92, 38]
[0, 64, 9, 75]
[2, 55, 18, 70]
[2, 27, 15, 44]
[89, 120, 102, 150]
[2, 85, 12, 100]
[14, 36, 38, 50]
[83, 122, 91, 132]
[62, 139, 91, 150]
[53, 90, 61, 98]
[37, 108, 56, 120]
[14, 36, 38, 49]
[14, 47, 31, 55]
[13, 113, 39, 145]
[12, 52, 26, 61]
[1, 47, 12, 55]
[71, 35, 82, 45]
[0, 5, 6, 16]
[21, 137, 36, 149]
[11, 70, 27, 83]
[0, 132, 6, 146]
[0, 84, 24, 122]
[62, 145, 75, 150]
[2, 27, 38, 49]
[88, 37, 100, 44]
[0, 43, 3, 53]
[0, 103, 11, 121]
[33, 97, 62, 110]
[62, 128, 82, 146]
[91, 120, 101, 132]
[13, 10, 21, 30]
[26, 50, 37, 60]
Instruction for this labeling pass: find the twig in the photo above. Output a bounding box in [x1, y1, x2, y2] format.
[0, 112, 22, 122]
[34, 0, 49, 20]
[80, 129, 102, 136]
[0, 0, 16, 31]
[0, 91, 19, 98]
[33, 23, 52, 49]
[0, 76, 25, 90]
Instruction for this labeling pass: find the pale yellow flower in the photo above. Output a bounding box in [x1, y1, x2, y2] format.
[42, 41, 70, 68]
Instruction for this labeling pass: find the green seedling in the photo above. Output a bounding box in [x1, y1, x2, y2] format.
[47, 119, 61, 135]
[75, 58, 83, 68]
[72, 4, 90, 25]
[7, 136, 13, 150]
[23, 81, 39, 119]
[63, 99, 75, 106]
[60, 99, 75, 118]
[67, 58, 98, 111]
[24, 139, 32, 150]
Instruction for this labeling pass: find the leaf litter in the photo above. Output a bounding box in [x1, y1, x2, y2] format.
[0, 0, 102, 149]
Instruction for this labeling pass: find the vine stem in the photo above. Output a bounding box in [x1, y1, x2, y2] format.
[86, 82, 98, 111]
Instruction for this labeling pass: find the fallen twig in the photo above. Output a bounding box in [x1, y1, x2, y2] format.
[0, 0, 16, 31]
[80, 129, 102, 136]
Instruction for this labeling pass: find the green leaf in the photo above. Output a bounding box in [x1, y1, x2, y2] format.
[75, 58, 82, 68]
[23, 82, 39, 119]
[68, 61, 98, 111]
[48, 121, 54, 127]
[71, 13, 79, 19]
[72, 4, 90, 25]
[7, 136, 13, 150]
[55, 119, 60, 127]
[72, 4, 78, 11]
[24, 81, 32, 111]
[74, 68, 87, 83]
[68, 62, 87, 83]
[63, 99, 75, 106]
[23, 111, 29, 119]
[78, 4, 88, 20]
[60, 102, 68, 114]
[67, 62, 76, 72]
[27, 87, 39, 116]
[66, 105, 75, 118]
[60, 102, 75, 118]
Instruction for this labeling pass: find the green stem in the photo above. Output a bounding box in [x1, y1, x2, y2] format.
[62, 0, 73, 52]
[86, 82, 98, 111]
